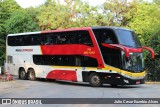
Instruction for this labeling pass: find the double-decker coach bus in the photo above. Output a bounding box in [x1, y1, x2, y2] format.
[6, 26, 155, 87]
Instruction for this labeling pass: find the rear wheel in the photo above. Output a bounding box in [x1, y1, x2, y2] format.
[19, 68, 27, 80]
[89, 73, 103, 87]
[28, 69, 36, 81]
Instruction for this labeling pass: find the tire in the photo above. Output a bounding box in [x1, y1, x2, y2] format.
[28, 69, 36, 81]
[19, 68, 27, 80]
[89, 73, 103, 87]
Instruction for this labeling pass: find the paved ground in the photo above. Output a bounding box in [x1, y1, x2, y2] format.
[0, 76, 160, 107]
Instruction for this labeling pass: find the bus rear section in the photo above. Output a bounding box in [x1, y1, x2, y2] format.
[6, 26, 154, 87]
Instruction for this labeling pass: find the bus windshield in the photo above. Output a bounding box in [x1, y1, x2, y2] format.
[116, 30, 141, 48]
[122, 52, 144, 72]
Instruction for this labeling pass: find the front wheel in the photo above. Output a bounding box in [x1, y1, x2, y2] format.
[28, 69, 36, 81]
[89, 73, 103, 87]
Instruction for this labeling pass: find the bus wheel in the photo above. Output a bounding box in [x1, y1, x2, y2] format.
[89, 73, 103, 87]
[19, 68, 27, 80]
[28, 69, 36, 81]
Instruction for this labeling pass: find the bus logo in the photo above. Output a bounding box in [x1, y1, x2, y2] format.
[16, 49, 33, 52]
[84, 48, 95, 55]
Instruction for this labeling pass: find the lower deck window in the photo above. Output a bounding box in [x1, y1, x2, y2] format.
[33, 55, 98, 67]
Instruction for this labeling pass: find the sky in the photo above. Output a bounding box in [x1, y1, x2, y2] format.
[15, 0, 107, 8]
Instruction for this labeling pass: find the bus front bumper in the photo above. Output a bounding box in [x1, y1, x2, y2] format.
[103, 73, 145, 85]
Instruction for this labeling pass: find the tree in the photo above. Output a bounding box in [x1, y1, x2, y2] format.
[128, 2, 160, 56]
[0, 0, 21, 65]
[0, 0, 21, 35]
[36, 0, 101, 30]
[5, 9, 40, 33]
[102, 0, 138, 26]
[128, 2, 160, 81]
[36, 0, 71, 30]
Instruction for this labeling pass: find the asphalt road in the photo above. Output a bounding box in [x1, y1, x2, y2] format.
[0, 76, 160, 107]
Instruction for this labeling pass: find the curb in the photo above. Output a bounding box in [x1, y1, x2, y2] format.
[146, 82, 160, 84]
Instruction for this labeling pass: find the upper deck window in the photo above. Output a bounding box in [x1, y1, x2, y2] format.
[7, 30, 93, 46]
[92, 29, 118, 44]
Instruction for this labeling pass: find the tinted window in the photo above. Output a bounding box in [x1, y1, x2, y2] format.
[8, 30, 93, 46]
[8, 34, 43, 46]
[7, 56, 13, 63]
[116, 30, 141, 48]
[93, 29, 118, 44]
[33, 55, 98, 67]
[44, 31, 93, 46]
[93, 29, 121, 68]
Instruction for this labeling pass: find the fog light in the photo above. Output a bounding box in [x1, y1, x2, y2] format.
[116, 76, 120, 79]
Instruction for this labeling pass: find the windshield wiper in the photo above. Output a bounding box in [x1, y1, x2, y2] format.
[120, 44, 134, 48]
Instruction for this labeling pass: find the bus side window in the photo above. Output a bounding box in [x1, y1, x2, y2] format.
[103, 30, 118, 44]
[57, 35, 67, 44]
[31, 35, 42, 45]
[44, 34, 54, 45]
[22, 36, 31, 46]
[76, 31, 93, 46]
[50, 34, 57, 44]
[16, 37, 20, 46]
[82, 56, 98, 67]
[93, 29, 118, 44]
[7, 56, 13, 63]
[8, 36, 17, 46]
[69, 35, 76, 44]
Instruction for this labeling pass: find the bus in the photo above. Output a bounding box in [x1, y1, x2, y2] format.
[6, 26, 155, 87]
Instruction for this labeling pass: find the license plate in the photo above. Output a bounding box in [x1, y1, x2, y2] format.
[136, 81, 140, 84]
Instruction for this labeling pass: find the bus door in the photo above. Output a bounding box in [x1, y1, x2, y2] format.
[6, 55, 15, 75]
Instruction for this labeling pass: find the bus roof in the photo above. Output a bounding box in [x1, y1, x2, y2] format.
[7, 26, 133, 36]
[91, 26, 133, 31]
[8, 31, 41, 36]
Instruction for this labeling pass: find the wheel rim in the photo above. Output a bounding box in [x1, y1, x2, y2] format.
[29, 71, 35, 79]
[20, 71, 25, 78]
[91, 75, 100, 85]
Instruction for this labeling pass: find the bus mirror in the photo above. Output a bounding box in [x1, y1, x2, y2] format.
[142, 46, 155, 59]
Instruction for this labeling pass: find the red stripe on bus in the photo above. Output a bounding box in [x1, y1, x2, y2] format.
[41, 44, 95, 55]
[46, 70, 77, 82]
[40, 44, 104, 68]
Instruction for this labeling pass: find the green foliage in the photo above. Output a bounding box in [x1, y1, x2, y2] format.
[0, 0, 20, 35]
[36, 0, 70, 30]
[102, 0, 138, 26]
[128, 2, 160, 56]
[0, 0, 21, 65]
[5, 9, 40, 33]
[36, 0, 101, 30]
[127, 1, 160, 81]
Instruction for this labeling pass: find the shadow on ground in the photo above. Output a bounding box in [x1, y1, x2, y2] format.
[36, 78, 143, 89]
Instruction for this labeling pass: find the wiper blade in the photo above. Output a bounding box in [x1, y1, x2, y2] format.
[120, 44, 133, 47]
